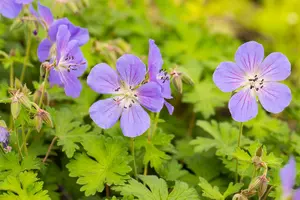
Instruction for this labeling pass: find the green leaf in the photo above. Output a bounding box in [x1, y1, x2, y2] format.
[198, 177, 223, 200]
[0, 171, 50, 200]
[223, 182, 244, 199]
[114, 175, 199, 200]
[67, 135, 132, 196]
[157, 159, 188, 181]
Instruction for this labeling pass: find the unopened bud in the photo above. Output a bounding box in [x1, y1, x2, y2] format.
[233, 194, 248, 200]
[33, 86, 49, 106]
[11, 99, 21, 119]
[82, 0, 89, 7]
[172, 76, 183, 93]
[0, 120, 7, 128]
[258, 178, 268, 199]
[248, 175, 268, 195]
[181, 72, 194, 86]
[256, 146, 263, 157]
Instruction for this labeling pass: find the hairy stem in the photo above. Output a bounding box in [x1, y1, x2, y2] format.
[14, 121, 23, 158]
[10, 61, 14, 87]
[43, 136, 58, 163]
[235, 122, 243, 183]
[21, 123, 28, 155]
[20, 26, 32, 82]
[131, 138, 138, 178]
[39, 69, 49, 107]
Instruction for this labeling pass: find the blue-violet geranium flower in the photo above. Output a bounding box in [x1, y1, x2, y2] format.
[45, 25, 87, 98]
[0, 0, 33, 19]
[87, 54, 165, 137]
[0, 126, 9, 149]
[213, 41, 292, 122]
[280, 157, 300, 200]
[148, 39, 174, 114]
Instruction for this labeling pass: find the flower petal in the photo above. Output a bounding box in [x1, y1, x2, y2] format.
[164, 101, 174, 115]
[137, 82, 164, 112]
[56, 25, 71, 61]
[116, 54, 146, 87]
[0, 0, 22, 19]
[293, 188, 300, 200]
[89, 98, 122, 129]
[15, 0, 33, 4]
[280, 157, 296, 198]
[37, 38, 52, 62]
[229, 88, 258, 122]
[257, 82, 291, 114]
[48, 68, 63, 87]
[38, 2, 53, 27]
[87, 63, 121, 94]
[120, 103, 150, 137]
[259, 52, 291, 81]
[213, 61, 246, 92]
[235, 41, 264, 74]
[48, 18, 89, 46]
[148, 39, 163, 81]
[59, 71, 82, 98]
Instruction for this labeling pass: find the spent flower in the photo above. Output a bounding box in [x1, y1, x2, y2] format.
[88, 54, 164, 137]
[213, 41, 291, 122]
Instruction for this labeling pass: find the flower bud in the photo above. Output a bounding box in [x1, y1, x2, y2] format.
[258, 178, 268, 199]
[256, 146, 263, 157]
[33, 86, 49, 106]
[172, 76, 183, 93]
[181, 72, 194, 86]
[248, 176, 261, 192]
[19, 94, 32, 109]
[0, 120, 7, 128]
[82, 0, 89, 7]
[14, 78, 22, 90]
[233, 194, 248, 200]
[11, 98, 21, 119]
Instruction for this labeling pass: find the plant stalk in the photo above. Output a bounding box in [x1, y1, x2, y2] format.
[235, 122, 243, 183]
[20, 26, 32, 82]
[43, 136, 58, 163]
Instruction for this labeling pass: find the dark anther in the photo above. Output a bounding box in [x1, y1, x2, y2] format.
[260, 86, 264, 89]
[161, 77, 164, 80]
[159, 69, 163, 73]
[114, 87, 120, 92]
[255, 75, 258, 77]
[250, 85, 254, 89]
[248, 79, 253, 81]
[131, 100, 135, 103]
[134, 94, 137, 97]
[259, 82, 263, 85]
[113, 99, 116, 101]
[256, 88, 259, 91]
[124, 106, 127, 109]
[129, 104, 132, 108]
[164, 72, 168, 76]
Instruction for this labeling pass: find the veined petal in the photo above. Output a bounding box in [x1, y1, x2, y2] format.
[0, 0, 22, 19]
[120, 104, 150, 137]
[38, 2, 53, 27]
[48, 68, 63, 87]
[164, 101, 174, 115]
[148, 39, 163, 81]
[280, 157, 296, 198]
[229, 88, 258, 122]
[87, 63, 121, 94]
[48, 18, 89, 46]
[235, 41, 264, 74]
[137, 82, 164, 112]
[56, 25, 71, 61]
[259, 52, 291, 81]
[257, 82, 291, 114]
[15, 0, 33, 4]
[116, 54, 146, 87]
[89, 98, 122, 129]
[37, 38, 52, 62]
[59, 70, 82, 98]
[213, 62, 246, 92]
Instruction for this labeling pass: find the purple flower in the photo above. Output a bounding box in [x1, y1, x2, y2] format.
[38, 18, 89, 62]
[30, 2, 54, 29]
[0, 0, 33, 19]
[213, 41, 292, 122]
[280, 157, 300, 199]
[46, 25, 87, 98]
[148, 39, 174, 114]
[87, 54, 165, 137]
[0, 126, 9, 149]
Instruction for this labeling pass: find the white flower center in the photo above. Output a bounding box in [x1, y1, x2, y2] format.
[246, 74, 264, 92]
[113, 85, 138, 109]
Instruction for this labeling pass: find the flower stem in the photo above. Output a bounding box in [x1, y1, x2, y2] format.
[21, 123, 28, 155]
[20, 128, 31, 152]
[10, 61, 14, 87]
[235, 122, 243, 183]
[43, 136, 58, 163]
[131, 138, 137, 178]
[14, 121, 23, 159]
[39, 69, 49, 107]
[20, 26, 32, 82]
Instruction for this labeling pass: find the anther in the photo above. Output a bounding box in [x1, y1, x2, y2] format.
[250, 85, 254, 89]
